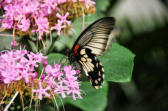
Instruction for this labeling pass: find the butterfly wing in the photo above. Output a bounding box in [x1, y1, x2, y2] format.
[71, 17, 116, 88]
[72, 17, 116, 56]
[77, 48, 104, 89]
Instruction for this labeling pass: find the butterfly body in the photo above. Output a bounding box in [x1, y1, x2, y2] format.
[68, 17, 116, 89]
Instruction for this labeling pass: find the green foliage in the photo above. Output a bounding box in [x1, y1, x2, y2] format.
[0, 36, 12, 51]
[47, 53, 65, 65]
[67, 82, 108, 111]
[100, 43, 135, 82]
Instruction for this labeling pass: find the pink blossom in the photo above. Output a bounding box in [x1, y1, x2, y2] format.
[80, 0, 96, 9]
[0, 50, 47, 84]
[0, 49, 82, 100]
[22, 0, 40, 14]
[1, 19, 13, 29]
[33, 82, 51, 100]
[66, 84, 82, 100]
[57, 0, 68, 4]
[18, 68, 36, 83]
[56, 12, 71, 25]
[54, 81, 69, 98]
[28, 52, 47, 63]
[42, 60, 48, 67]
[44, 64, 82, 100]
[34, 16, 49, 39]
[41, 0, 58, 14]
[45, 64, 62, 78]
[40, 74, 46, 80]
[1, 0, 95, 40]
[11, 39, 18, 48]
[4, 0, 12, 4]
[63, 65, 82, 100]
[64, 65, 77, 81]
[44, 76, 58, 88]
[51, 20, 66, 35]
[64, 66, 76, 76]
[17, 18, 30, 31]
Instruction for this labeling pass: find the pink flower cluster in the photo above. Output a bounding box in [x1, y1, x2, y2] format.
[0, 0, 95, 39]
[33, 64, 82, 100]
[0, 50, 46, 84]
[50, 12, 70, 35]
[0, 49, 82, 100]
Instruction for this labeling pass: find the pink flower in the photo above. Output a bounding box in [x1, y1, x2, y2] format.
[0, 50, 47, 84]
[33, 82, 51, 100]
[1, 0, 95, 41]
[1, 19, 13, 29]
[17, 18, 30, 31]
[63, 65, 82, 100]
[41, 0, 58, 14]
[4, 0, 12, 4]
[64, 66, 76, 76]
[42, 60, 48, 68]
[44, 64, 82, 100]
[44, 76, 58, 88]
[45, 64, 62, 78]
[64, 65, 77, 81]
[66, 84, 82, 100]
[34, 16, 49, 39]
[54, 81, 69, 98]
[28, 52, 47, 63]
[18, 68, 36, 83]
[11, 39, 18, 48]
[51, 20, 66, 35]
[80, 0, 96, 9]
[56, 12, 71, 25]
[22, 0, 40, 14]
[57, 0, 68, 4]
[0, 49, 82, 100]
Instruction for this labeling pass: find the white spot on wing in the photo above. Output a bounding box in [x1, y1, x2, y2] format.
[80, 49, 86, 55]
[83, 54, 88, 58]
[95, 80, 98, 84]
[87, 58, 92, 62]
[81, 57, 86, 62]
[98, 78, 101, 81]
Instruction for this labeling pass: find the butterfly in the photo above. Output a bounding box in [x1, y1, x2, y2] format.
[68, 17, 117, 89]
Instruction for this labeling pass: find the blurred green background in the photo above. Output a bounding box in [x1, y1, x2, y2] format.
[63, 0, 168, 111]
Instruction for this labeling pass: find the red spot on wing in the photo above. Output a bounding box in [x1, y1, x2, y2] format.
[73, 44, 79, 56]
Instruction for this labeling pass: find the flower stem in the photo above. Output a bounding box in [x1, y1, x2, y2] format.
[4, 91, 19, 111]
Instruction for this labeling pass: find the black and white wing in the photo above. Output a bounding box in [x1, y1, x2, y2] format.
[72, 17, 116, 56]
[70, 17, 117, 89]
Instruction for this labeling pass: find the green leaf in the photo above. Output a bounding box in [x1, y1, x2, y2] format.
[67, 81, 108, 111]
[0, 35, 12, 51]
[100, 42, 135, 82]
[47, 53, 65, 65]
